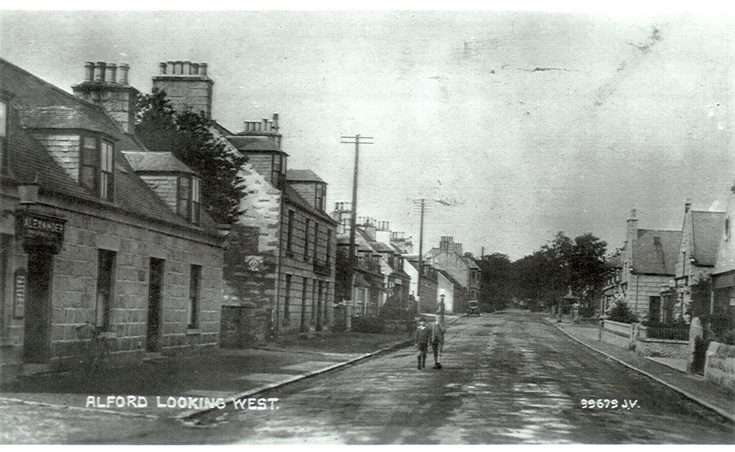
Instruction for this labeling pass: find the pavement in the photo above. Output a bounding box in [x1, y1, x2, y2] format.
[0, 315, 459, 422]
[545, 316, 735, 423]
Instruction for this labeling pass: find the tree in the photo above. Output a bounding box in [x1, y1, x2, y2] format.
[135, 88, 247, 224]
[478, 253, 512, 312]
[568, 233, 607, 308]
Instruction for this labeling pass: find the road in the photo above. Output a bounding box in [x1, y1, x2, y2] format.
[2, 311, 733, 444]
[126, 311, 735, 444]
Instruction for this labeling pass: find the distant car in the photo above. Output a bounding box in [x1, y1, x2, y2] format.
[467, 301, 480, 316]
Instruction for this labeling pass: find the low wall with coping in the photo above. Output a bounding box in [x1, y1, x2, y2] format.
[704, 342, 735, 391]
[635, 338, 689, 359]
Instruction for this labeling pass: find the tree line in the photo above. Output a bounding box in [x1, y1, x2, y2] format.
[476, 232, 607, 316]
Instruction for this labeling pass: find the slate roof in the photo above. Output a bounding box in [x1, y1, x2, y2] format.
[287, 169, 325, 184]
[226, 136, 285, 153]
[283, 184, 336, 225]
[0, 58, 220, 237]
[18, 106, 114, 134]
[123, 151, 196, 174]
[690, 210, 725, 266]
[438, 269, 464, 288]
[631, 229, 682, 275]
[605, 253, 622, 269]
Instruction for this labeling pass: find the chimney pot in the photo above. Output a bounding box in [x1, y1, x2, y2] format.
[630, 209, 637, 218]
[685, 199, 692, 212]
[84, 62, 95, 82]
[192, 63, 200, 75]
[183, 61, 191, 75]
[200, 63, 208, 76]
[167, 61, 176, 74]
[118, 63, 130, 85]
[159, 62, 167, 75]
[95, 62, 107, 82]
[106, 63, 117, 83]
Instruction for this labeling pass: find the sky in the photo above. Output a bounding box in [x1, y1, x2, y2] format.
[1, 5, 734, 260]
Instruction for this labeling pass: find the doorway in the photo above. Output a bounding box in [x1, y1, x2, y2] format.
[146, 258, 164, 353]
[23, 249, 53, 363]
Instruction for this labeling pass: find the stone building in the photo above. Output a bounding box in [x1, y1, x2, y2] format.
[424, 236, 480, 309]
[712, 182, 735, 321]
[614, 210, 681, 321]
[405, 257, 439, 314]
[670, 201, 725, 321]
[150, 60, 338, 341]
[0, 59, 225, 376]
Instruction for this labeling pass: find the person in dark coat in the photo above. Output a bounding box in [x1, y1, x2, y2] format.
[415, 318, 431, 369]
[431, 318, 446, 369]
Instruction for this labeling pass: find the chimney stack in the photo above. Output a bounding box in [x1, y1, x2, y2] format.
[94, 62, 107, 82]
[72, 61, 139, 135]
[152, 60, 214, 119]
[84, 61, 95, 82]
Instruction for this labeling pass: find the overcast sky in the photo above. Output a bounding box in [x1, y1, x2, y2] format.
[1, 7, 733, 260]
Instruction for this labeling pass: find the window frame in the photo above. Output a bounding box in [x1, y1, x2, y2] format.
[283, 274, 292, 325]
[177, 174, 202, 224]
[188, 265, 202, 330]
[304, 218, 311, 261]
[286, 209, 295, 256]
[80, 134, 115, 201]
[315, 183, 325, 211]
[96, 249, 117, 332]
[0, 99, 8, 176]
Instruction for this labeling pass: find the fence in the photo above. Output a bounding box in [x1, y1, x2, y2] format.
[642, 325, 689, 341]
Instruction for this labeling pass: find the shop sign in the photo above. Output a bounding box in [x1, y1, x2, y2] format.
[16, 212, 66, 253]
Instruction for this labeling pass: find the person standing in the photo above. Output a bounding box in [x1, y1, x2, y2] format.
[415, 318, 431, 370]
[431, 317, 446, 369]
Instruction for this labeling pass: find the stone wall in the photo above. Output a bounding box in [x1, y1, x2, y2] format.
[704, 342, 735, 391]
[4, 196, 223, 369]
[635, 338, 689, 358]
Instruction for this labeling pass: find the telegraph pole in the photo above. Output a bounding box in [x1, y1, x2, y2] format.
[413, 198, 428, 312]
[341, 135, 373, 299]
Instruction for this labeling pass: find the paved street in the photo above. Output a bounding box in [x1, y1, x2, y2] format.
[126, 311, 735, 444]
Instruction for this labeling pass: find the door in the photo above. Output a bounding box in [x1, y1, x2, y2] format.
[648, 296, 661, 323]
[23, 249, 53, 363]
[146, 258, 164, 352]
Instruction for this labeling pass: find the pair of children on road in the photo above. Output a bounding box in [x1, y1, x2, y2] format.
[415, 317, 445, 370]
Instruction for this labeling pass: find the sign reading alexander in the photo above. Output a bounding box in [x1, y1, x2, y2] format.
[16, 211, 66, 253]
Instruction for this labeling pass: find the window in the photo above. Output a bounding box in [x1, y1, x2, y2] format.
[304, 219, 311, 261]
[326, 229, 332, 266]
[283, 274, 291, 325]
[272, 153, 286, 188]
[286, 210, 294, 255]
[311, 279, 317, 325]
[96, 250, 116, 331]
[726, 217, 731, 242]
[315, 183, 325, 211]
[313, 223, 320, 263]
[0, 100, 8, 175]
[81, 136, 114, 201]
[189, 265, 201, 329]
[178, 176, 201, 224]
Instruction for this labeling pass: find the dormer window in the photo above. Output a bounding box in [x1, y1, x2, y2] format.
[81, 135, 114, 201]
[0, 100, 7, 175]
[177, 175, 201, 224]
[272, 153, 286, 189]
[315, 183, 325, 211]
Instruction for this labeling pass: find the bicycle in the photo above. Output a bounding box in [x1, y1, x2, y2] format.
[74, 321, 112, 376]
